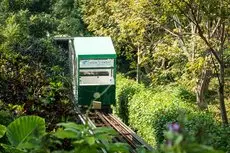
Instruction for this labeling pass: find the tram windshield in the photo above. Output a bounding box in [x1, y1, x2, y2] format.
[80, 71, 109, 76]
[79, 69, 114, 85]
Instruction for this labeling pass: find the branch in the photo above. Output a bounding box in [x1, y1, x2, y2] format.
[175, 0, 222, 64]
[219, 21, 226, 58]
[152, 17, 180, 38]
[161, 26, 179, 37]
[175, 7, 197, 25]
[171, 15, 186, 29]
[190, 8, 221, 64]
[173, 0, 197, 25]
[211, 53, 221, 84]
[210, 18, 221, 37]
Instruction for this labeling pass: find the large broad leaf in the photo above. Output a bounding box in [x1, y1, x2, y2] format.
[6, 116, 46, 149]
[0, 124, 6, 138]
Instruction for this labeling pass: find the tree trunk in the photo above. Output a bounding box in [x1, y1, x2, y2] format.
[136, 46, 140, 83]
[196, 67, 212, 109]
[219, 63, 228, 125]
[136, 63, 140, 83]
[218, 21, 228, 125]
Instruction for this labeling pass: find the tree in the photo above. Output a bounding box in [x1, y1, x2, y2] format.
[157, 0, 229, 124]
[0, 0, 81, 127]
[81, 0, 229, 124]
[81, 0, 151, 81]
[52, 0, 88, 36]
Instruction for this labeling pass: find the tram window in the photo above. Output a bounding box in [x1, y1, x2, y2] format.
[79, 69, 114, 85]
[80, 70, 110, 76]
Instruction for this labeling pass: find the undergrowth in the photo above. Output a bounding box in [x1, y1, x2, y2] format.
[115, 74, 230, 151]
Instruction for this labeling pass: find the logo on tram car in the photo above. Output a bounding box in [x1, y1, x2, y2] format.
[80, 59, 114, 68]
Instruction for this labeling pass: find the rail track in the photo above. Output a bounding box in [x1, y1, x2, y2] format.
[76, 107, 152, 153]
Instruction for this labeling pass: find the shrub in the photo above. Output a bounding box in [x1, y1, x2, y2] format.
[128, 88, 199, 147]
[173, 86, 196, 103]
[115, 74, 230, 152]
[208, 125, 230, 151]
[0, 110, 13, 127]
[114, 74, 144, 124]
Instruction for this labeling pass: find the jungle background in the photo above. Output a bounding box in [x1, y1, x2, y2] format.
[0, 0, 229, 152]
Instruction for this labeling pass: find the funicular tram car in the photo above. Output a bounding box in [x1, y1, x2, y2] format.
[68, 37, 116, 111]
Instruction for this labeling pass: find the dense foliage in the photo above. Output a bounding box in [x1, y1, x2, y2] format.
[0, 0, 89, 129]
[115, 74, 230, 151]
[0, 115, 225, 153]
[81, 0, 230, 123]
[0, 0, 229, 152]
[0, 116, 130, 153]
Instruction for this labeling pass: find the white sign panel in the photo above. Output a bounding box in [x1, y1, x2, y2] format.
[80, 59, 114, 68]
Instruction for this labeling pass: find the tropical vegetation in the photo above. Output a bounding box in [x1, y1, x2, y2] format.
[0, 0, 229, 152]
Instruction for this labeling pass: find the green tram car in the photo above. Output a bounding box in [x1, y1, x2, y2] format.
[69, 37, 116, 110]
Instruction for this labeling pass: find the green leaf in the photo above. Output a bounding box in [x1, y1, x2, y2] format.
[6, 116, 46, 149]
[52, 151, 70, 153]
[84, 136, 95, 146]
[106, 142, 129, 153]
[94, 133, 112, 142]
[53, 128, 77, 139]
[0, 124, 6, 138]
[94, 127, 117, 135]
[135, 146, 153, 153]
[57, 122, 85, 131]
[185, 144, 225, 153]
[0, 144, 24, 153]
[73, 139, 85, 145]
[174, 135, 183, 145]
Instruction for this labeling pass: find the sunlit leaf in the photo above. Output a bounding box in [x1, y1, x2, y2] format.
[0, 124, 6, 138]
[84, 136, 95, 146]
[53, 128, 77, 139]
[57, 122, 85, 131]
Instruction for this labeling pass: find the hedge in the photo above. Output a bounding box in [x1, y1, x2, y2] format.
[115, 74, 230, 151]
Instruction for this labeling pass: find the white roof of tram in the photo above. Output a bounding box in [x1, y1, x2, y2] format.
[73, 37, 116, 55]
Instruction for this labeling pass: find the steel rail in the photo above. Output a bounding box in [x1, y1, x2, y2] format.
[95, 111, 153, 152]
[74, 107, 107, 153]
[107, 114, 153, 151]
[95, 111, 131, 146]
[76, 108, 153, 153]
[100, 113, 138, 149]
